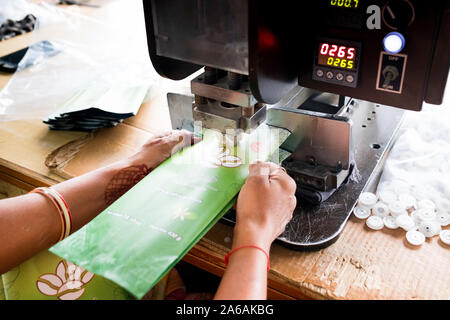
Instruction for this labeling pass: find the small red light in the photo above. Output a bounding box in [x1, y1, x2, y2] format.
[258, 27, 277, 49]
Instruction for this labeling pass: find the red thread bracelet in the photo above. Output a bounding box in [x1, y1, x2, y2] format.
[224, 245, 270, 271]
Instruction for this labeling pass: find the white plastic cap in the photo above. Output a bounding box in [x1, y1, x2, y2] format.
[410, 210, 421, 225]
[379, 189, 397, 205]
[398, 193, 416, 210]
[418, 220, 441, 238]
[416, 208, 437, 222]
[366, 216, 384, 230]
[417, 199, 436, 211]
[353, 206, 371, 220]
[406, 230, 425, 246]
[358, 192, 378, 208]
[439, 230, 450, 246]
[435, 211, 450, 227]
[372, 202, 389, 218]
[383, 216, 399, 229]
[396, 215, 416, 232]
[389, 201, 407, 217]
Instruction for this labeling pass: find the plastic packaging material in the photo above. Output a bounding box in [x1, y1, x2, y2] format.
[50, 126, 290, 299]
[0, 250, 132, 300]
[44, 83, 151, 131]
[375, 104, 450, 213]
[353, 96, 450, 248]
[0, 0, 62, 28]
[0, 0, 158, 121]
[0, 14, 36, 41]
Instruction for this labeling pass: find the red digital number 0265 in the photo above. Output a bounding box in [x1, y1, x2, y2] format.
[320, 43, 355, 60]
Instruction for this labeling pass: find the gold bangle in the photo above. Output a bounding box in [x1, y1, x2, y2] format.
[30, 188, 66, 242]
[45, 187, 72, 239]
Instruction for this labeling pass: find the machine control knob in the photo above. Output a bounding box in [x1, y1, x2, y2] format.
[382, 65, 400, 89]
[382, 0, 415, 30]
[383, 32, 406, 54]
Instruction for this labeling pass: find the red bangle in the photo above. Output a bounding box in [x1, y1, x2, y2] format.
[224, 245, 270, 271]
[49, 187, 73, 236]
[30, 188, 66, 242]
[29, 187, 72, 241]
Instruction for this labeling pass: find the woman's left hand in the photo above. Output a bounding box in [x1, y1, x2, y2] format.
[128, 130, 199, 169]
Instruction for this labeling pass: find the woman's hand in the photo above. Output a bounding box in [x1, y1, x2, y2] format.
[103, 130, 198, 206]
[127, 130, 198, 169]
[234, 161, 297, 252]
[214, 161, 297, 300]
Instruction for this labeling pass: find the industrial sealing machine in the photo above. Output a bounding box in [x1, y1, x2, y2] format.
[142, 0, 450, 250]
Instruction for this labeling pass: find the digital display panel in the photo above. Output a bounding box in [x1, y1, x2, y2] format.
[329, 0, 360, 9]
[317, 42, 359, 70]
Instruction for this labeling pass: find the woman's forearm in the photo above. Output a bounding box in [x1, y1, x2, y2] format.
[0, 192, 61, 274]
[214, 162, 297, 300]
[0, 130, 194, 274]
[214, 226, 271, 300]
[214, 248, 269, 300]
[52, 159, 150, 232]
[0, 158, 148, 274]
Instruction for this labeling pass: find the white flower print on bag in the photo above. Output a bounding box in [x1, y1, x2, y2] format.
[36, 260, 94, 300]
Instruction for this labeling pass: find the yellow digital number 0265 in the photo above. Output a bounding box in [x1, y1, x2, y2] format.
[327, 57, 354, 69]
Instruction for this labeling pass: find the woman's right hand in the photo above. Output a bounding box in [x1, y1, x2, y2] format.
[234, 161, 297, 252]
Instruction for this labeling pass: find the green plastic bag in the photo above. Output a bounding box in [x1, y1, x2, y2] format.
[0, 250, 132, 300]
[50, 126, 289, 299]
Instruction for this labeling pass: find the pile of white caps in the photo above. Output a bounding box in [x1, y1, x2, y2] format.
[353, 180, 450, 247]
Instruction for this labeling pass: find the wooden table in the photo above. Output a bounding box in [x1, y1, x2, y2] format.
[1, 1, 449, 300]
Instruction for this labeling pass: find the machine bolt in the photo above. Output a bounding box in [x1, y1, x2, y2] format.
[194, 95, 207, 105]
[227, 72, 242, 90]
[331, 161, 343, 173]
[306, 156, 317, 166]
[204, 67, 218, 85]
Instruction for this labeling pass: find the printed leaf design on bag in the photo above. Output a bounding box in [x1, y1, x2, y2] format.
[36, 260, 94, 300]
[205, 147, 242, 168]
